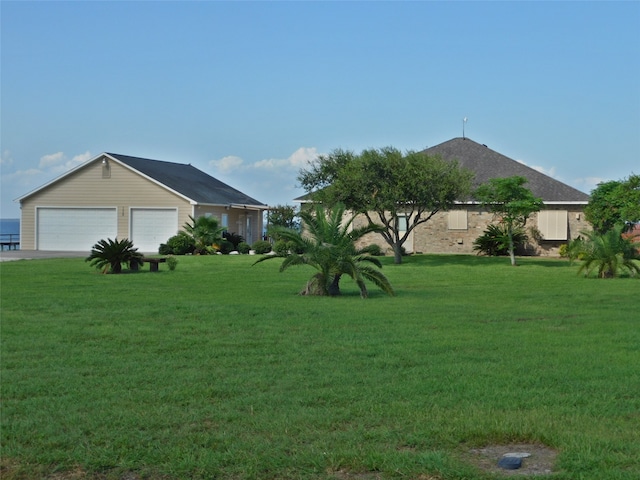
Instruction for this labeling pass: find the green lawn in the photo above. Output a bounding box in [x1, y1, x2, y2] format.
[1, 254, 638, 479]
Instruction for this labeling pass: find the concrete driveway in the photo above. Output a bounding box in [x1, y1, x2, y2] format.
[0, 250, 88, 262]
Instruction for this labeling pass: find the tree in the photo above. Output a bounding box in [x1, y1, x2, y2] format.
[183, 215, 225, 254]
[86, 238, 144, 274]
[298, 147, 473, 264]
[254, 203, 394, 298]
[574, 224, 640, 278]
[474, 176, 543, 266]
[266, 204, 300, 239]
[585, 174, 640, 234]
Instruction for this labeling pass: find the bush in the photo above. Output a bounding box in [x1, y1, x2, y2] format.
[223, 232, 244, 250]
[252, 240, 272, 254]
[473, 224, 527, 256]
[217, 239, 234, 254]
[166, 256, 178, 271]
[360, 243, 383, 256]
[159, 232, 195, 255]
[288, 240, 306, 254]
[237, 242, 251, 254]
[273, 240, 288, 256]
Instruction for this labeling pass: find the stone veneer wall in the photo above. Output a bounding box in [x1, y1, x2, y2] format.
[353, 204, 589, 257]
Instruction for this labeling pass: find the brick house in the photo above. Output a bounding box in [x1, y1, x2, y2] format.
[300, 137, 591, 257]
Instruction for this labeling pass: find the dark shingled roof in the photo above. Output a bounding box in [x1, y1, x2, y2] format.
[108, 153, 266, 207]
[422, 138, 590, 203]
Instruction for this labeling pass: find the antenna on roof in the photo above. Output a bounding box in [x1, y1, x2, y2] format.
[462, 117, 468, 139]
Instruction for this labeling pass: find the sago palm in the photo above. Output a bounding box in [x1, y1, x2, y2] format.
[255, 203, 394, 298]
[576, 224, 640, 278]
[86, 238, 144, 274]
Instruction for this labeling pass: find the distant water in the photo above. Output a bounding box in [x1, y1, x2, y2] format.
[1, 219, 20, 250]
[0, 218, 20, 235]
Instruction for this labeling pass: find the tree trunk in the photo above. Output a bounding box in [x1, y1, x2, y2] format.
[393, 243, 403, 264]
[507, 226, 517, 266]
[328, 274, 342, 296]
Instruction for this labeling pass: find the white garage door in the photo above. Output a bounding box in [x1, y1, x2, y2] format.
[130, 208, 178, 253]
[37, 207, 118, 251]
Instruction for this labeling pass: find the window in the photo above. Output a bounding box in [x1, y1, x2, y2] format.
[448, 210, 468, 230]
[396, 215, 408, 232]
[538, 210, 568, 240]
[221, 213, 229, 230]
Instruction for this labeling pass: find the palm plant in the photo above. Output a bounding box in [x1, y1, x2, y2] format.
[473, 224, 528, 257]
[254, 203, 394, 298]
[576, 224, 640, 278]
[183, 215, 225, 254]
[86, 238, 144, 274]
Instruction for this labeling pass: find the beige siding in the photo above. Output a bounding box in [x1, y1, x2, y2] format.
[20, 157, 193, 250]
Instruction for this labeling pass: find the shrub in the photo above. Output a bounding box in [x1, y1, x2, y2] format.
[273, 240, 289, 256]
[184, 215, 224, 254]
[558, 243, 569, 258]
[576, 224, 640, 278]
[237, 242, 251, 254]
[473, 224, 527, 256]
[166, 256, 178, 271]
[360, 243, 383, 256]
[86, 238, 144, 274]
[252, 240, 272, 254]
[217, 239, 234, 254]
[288, 240, 306, 254]
[159, 232, 195, 255]
[223, 232, 244, 250]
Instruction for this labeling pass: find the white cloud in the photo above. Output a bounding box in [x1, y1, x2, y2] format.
[72, 151, 92, 164]
[1, 150, 14, 167]
[210, 147, 320, 174]
[573, 176, 605, 194]
[287, 147, 319, 168]
[252, 147, 319, 171]
[210, 155, 244, 173]
[39, 151, 65, 168]
[207, 147, 320, 206]
[517, 159, 559, 179]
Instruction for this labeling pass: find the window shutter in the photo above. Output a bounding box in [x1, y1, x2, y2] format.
[538, 210, 568, 240]
[448, 210, 468, 230]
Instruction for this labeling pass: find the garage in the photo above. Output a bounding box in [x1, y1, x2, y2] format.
[130, 208, 178, 253]
[37, 207, 117, 251]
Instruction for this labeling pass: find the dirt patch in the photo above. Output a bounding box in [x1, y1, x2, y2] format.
[464, 443, 558, 476]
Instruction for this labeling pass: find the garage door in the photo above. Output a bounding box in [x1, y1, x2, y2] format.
[37, 207, 118, 251]
[130, 208, 178, 253]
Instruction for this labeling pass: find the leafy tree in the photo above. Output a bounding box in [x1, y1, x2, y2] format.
[183, 215, 225, 254]
[574, 224, 640, 278]
[298, 147, 473, 264]
[266, 204, 300, 240]
[86, 238, 143, 274]
[475, 176, 543, 266]
[585, 174, 640, 234]
[254, 203, 394, 298]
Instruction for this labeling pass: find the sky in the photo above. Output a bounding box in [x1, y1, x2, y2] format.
[1, 1, 639, 219]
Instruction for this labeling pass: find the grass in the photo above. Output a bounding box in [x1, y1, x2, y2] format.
[1, 254, 639, 479]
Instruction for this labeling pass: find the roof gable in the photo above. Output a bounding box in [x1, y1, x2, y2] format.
[16, 152, 267, 208]
[423, 138, 590, 203]
[108, 153, 266, 207]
